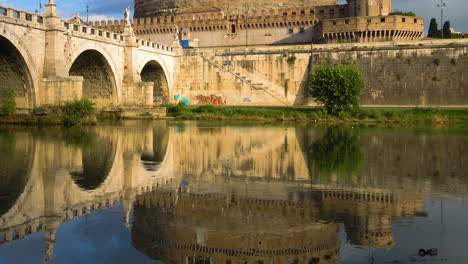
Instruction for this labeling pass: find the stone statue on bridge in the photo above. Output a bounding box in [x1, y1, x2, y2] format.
[125, 6, 131, 26]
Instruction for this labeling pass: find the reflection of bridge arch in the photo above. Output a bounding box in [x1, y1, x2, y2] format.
[70, 132, 118, 191]
[68, 46, 120, 106]
[141, 122, 170, 171]
[138, 55, 172, 97]
[0, 34, 36, 109]
[0, 131, 35, 218]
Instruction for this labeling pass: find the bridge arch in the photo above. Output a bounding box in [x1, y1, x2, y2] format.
[138, 56, 171, 101]
[0, 34, 37, 110]
[68, 46, 121, 107]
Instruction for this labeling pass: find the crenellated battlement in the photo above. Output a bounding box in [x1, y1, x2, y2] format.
[316, 15, 425, 43]
[91, 5, 349, 35]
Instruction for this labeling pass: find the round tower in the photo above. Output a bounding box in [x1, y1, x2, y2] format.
[346, 0, 392, 17]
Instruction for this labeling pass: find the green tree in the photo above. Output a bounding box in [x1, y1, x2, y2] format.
[428, 18, 441, 38]
[309, 62, 364, 116]
[0, 88, 17, 116]
[443, 21, 452, 39]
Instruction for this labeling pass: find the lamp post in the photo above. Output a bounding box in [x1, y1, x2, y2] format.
[437, 0, 446, 38]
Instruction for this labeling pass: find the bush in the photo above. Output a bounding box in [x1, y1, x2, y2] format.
[309, 62, 365, 116]
[167, 101, 188, 115]
[287, 56, 297, 64]
[193, 105, 217, 113]
[390, 11, 416, 17]
[0, 88, 17, 116]
[61, 99, 96, 126]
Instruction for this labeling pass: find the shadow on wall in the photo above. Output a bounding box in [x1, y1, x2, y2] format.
[0, 36, 33, 110]
[272, 27, 315, 45]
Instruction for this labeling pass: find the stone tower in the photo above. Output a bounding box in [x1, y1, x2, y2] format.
[347, 0, 392, 17]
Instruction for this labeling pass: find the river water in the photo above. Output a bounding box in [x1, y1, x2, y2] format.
[0, 121, 467, 264]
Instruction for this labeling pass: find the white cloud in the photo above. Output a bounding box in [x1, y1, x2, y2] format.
[87, 14, 117, 22]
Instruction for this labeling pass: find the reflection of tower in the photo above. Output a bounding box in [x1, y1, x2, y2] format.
[123, 153, 136, 229]
[317, 188, 426, 249]
[44, 227, 58, 263]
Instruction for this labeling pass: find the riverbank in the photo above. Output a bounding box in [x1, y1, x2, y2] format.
[1, 104, 467, 126]
[165, 104, 468, 125]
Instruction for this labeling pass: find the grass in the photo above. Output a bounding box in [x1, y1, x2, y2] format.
[164, 103, 468, 125]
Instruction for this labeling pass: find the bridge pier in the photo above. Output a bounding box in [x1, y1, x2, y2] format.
[39, 2, 83, 106]
[121, 26, 153, 106]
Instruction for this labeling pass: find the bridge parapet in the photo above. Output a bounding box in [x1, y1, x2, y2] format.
[135, 37, 175, 54]
[0, 5, 45, 28]
[63, 21, 126, 45]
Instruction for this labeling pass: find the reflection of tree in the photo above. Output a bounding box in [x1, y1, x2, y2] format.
[64, 127, 97, 150]
[309, 126, 363, 179]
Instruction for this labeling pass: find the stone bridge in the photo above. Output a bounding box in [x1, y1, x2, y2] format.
[0, 1, 178, 111]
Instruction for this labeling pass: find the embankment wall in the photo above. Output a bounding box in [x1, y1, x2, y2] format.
[173, 39, 468, 107]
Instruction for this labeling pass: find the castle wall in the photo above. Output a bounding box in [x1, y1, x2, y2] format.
[140, 26, 315, 47]
[174, 39, 468, 107]
[134, 0, 340, 17]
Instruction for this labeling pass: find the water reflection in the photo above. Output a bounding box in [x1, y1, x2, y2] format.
[0, 122, 467, 264]
[307, 126, 363, 178]
[0, 131, 33, 217]
[68, 128, 117, 190]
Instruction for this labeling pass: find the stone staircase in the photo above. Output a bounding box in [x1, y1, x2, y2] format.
[199, 53, 289, 105]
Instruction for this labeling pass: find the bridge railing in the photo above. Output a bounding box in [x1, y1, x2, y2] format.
[135, 37, 175, 54]
[63, 20, 125, 45]
[0, 5, 45, 25]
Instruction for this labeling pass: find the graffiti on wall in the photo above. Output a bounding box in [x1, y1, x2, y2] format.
[196, 95, 227, 105]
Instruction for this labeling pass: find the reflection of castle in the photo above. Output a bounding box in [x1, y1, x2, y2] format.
[132, 188, 341, 264]
[92, 0, 424, 47]
[131, 181, 426, 263]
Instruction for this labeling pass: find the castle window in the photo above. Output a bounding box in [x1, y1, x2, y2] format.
[319, 10, 324, 16]
[381, 18, 386, 22]
[330, 10, 335, 16]
[283, 12, 287, 16]
[402, 18, 406, 22]
[301, 10, 305, 15]
[230, 24, 237, 34]
[345, 19, 349, 24]
[332, 20, 336, 25]
[310, 10, 315, 14]
[414, 19, 418, 23]
[292, 12, 296, 15]
[288, 28, 294, 34]
[299, 27, 305, 33]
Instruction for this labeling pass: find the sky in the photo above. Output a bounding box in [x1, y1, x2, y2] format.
[1, 0, 467, 32]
